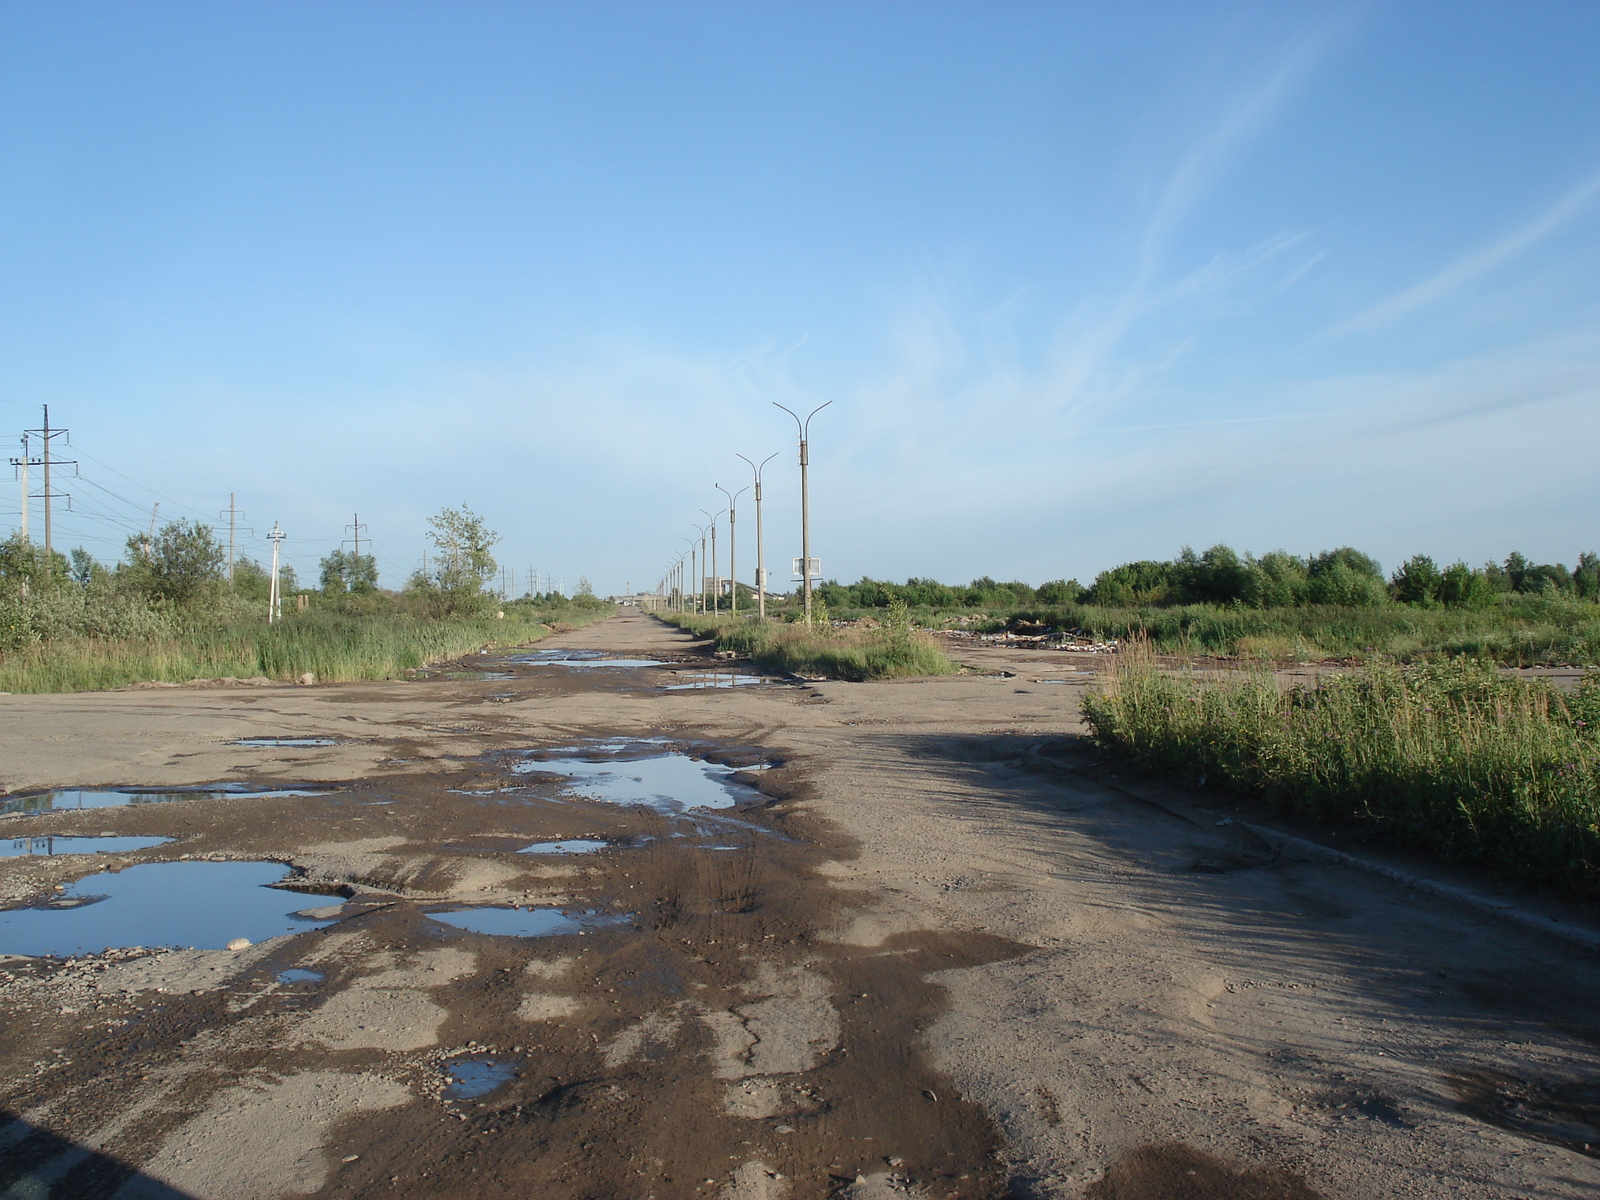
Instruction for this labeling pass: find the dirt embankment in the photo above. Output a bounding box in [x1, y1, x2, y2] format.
[0, 612, 1594, 1199]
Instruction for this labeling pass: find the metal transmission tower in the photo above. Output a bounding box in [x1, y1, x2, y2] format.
[267, 524, 287, 623]
[773, 402, 830, 624]
[8, 433, 43, 540]
[737, 453, 778, 620]
[23, 406, 76, 580]
[220, 494, 247, 584]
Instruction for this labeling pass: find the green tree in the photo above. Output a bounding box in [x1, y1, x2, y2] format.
[119, 520, 225, 606]
[319, 549, 379, 595]
[406, 505, 499, 616]
[1390, 554, 1442, 606]
[0, 533, 67, 591]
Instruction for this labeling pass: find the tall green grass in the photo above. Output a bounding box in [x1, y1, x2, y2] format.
[0, 609, 608, 693]
[1081, 645, 1600, 896]
[660, 612, 957, 681]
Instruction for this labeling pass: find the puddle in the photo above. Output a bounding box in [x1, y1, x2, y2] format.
[509, 650, 665, 669]
[0, 861, 337, 957]
[231, 737, 339, 748]
[437, 670, 513, 681]
[424, 906, 626, 938]
[443, 1056, 516, 1100]
[0, 835, 172, 858]
[0, 786, 328, 817]
[278, 968, 324, 984]
[663, 673, 767, 690]
[519, 839, 609, 855]
[512, 744, 764, 813]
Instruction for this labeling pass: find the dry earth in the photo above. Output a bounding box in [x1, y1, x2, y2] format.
[0, 612, 1596, 1199]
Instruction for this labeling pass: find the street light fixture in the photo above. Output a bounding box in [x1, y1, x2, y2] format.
[737, 452, 779, 621]
[686, 533, 702, 614]
[773, 401, 832, 625]
[716, 483, 750, 617]
[700, 508, 722, 614]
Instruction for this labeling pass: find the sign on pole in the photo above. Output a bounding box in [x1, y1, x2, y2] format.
[791, 557, 820, 580]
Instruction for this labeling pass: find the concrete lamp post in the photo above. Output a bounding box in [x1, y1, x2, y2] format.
[773, 401, 832, 625]
[716, 482, 749, 617]
[736, 452, 779, 621]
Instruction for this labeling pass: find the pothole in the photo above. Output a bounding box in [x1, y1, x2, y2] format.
[422, 906, 629, 938]
[511, 742, 768, 813]
[507, 650, 666, 669]
[277, 968, 324, 984]
[663, 673, 769, 690]
[443, 1056, 517, 1099]
[518, 839, 610, 855]
[231, 737, 339, 747]
[0, 835, 172, 858]
[0, 786, 329, 817]
[0, 861, 340, 957]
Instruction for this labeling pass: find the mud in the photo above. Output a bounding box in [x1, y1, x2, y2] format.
[0, 612, 1596, 1198]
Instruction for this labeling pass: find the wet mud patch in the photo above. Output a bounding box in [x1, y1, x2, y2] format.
[0, 785, 329, 817]
[1448, 1068, 1600, 1158]
[1084, 1143, 1324, 1199]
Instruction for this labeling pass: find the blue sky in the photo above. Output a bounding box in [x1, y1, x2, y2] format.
[2, 1, 1598, 594]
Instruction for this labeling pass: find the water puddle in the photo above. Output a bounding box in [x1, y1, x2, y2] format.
[519, 839, 609, 855]
[0, 786, 328, 817]
[0, 835, 172, 859]
[664, 673, 767, 690]
[443, 1057, 516, 1100]
[424, 906, 625, 938]
[509, 650, 665, 669]
[231, 737, 339, 748]
[512, 743, 764, 813]
[0, 861, 337, 957]
[278, 968, 324, 984]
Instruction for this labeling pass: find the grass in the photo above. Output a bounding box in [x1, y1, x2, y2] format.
[1081, 642, 1600, 897]
[813, 594, 1600, 665]
[0, 607, 612, 693]
[658, 612, 958, 681]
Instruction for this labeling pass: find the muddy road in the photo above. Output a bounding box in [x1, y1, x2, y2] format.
[0, 612, 1597, 1199]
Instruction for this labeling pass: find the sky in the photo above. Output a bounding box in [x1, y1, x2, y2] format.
[2, 1, 1598, 595]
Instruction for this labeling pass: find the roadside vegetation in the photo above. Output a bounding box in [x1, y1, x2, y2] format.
[810, 544, 1600, 665]
[1082, 643, 1600, 898]
[660, 599, 956, 681]
[0, 506, 612, 693]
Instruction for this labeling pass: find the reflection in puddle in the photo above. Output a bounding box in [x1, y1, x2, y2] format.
[0, 835, 172, 858]
[664, 673, 767, 690]
[278, 968, 324, 984]
[444, 1056, 517, 1099]
[0, 786, 328, 817]
[232, 737, 339, 747]
[508, 650, 665, 669]
[519, 839, 609, 855]
[424, 906, 624, 938]
[0, 861, 337, 956]
[512, 744, 762, 813]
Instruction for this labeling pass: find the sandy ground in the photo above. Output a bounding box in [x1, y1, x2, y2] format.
[0, 611, 1596, 1199]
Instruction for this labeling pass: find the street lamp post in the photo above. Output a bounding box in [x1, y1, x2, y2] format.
[716, 483, 749, 617]
[687, 534, 701, 614]
[700, 508, 721, 614]
[737, 453, 779, 621]
[773, 401, 832, 625]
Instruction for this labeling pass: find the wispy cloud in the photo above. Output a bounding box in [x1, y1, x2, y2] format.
[1330, 164, 1600, 336]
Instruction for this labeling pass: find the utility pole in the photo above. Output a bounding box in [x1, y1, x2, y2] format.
[267, 523, 286, 622]
[344, 513, 367, 558]
[774, 402, 831, 624]
[9, 433, 43, 541]
[219, 494, 245, 584]
[142, 504, 160, 559]
[717, 483, 749, 617]
[24, 406, 75, 582]
[700, 509, 720, 614]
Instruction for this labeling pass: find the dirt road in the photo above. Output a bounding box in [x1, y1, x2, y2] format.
[0, 612, 1596, 1199]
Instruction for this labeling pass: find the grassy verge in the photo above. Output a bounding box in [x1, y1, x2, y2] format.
[658, 612, 958, 682]
[1080, 644, 1600, 897]
[0, 607, 612, 693]
[814, 595, 1600, 665]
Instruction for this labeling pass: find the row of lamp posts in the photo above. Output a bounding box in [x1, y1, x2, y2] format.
[657, 401, 831, 623]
